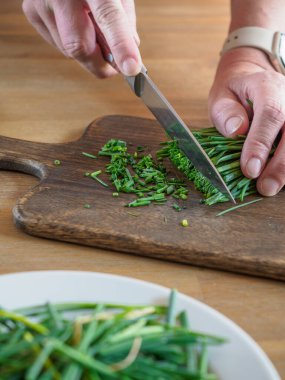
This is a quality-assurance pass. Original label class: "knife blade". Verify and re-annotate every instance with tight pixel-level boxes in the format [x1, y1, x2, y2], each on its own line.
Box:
[125, 67, 235, 203]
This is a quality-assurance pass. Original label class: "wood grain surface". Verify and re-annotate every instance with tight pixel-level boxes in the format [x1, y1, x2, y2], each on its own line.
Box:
[1, 114, 285, 281]
[0, 0, 285, 377]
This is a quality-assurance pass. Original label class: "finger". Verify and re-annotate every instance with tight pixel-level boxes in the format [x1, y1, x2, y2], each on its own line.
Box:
[236, 72, 285, 179]
[121, 0, 140, 45]
[257, 130, 285, 196]
[52, 0, 117, 78]
[208, 87, 250, 137]
[87, 0, 142, 76]
[22, 0, 56, 47]
[34, 0, 65, 51]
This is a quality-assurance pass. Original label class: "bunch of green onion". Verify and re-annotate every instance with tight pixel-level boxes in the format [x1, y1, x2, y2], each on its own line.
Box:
[157, 127, 274, 205]
[0, 290, 225, 379]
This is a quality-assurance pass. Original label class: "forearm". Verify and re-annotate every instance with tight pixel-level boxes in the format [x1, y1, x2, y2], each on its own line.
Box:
[230, 0, 285, 33]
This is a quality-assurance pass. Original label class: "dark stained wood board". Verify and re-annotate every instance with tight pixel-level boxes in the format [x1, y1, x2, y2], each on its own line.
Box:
[0, 115, 284, 280]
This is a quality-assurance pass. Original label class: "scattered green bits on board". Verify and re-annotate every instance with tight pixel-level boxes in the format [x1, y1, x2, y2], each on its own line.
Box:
[216, 198, 263, 217]
[90, 170, 109, 188]
[173, 203, 182, 212]
[97, 139, 189, 208]
[53, 159, 61, 166]
[82, 152, 97, 159]
[82, 129, 265, 216]
[181, 219, 189, 227]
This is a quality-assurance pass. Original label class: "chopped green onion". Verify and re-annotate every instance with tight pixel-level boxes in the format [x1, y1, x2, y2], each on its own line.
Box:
[90, 171, 109, 188]
[0, 291, 225, 378]
[173, 203, 182, 212]
[82, 152, 97, 159]
[246, 99, 253, 108]
[216, 198, 263, 216]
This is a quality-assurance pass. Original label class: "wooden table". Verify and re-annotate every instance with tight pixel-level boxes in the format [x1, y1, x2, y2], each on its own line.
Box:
[1, 0, 284, 377]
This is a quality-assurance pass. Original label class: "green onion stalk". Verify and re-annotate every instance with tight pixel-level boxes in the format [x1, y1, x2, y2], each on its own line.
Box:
[0, 290, 226, 379]
[157, 127, 275, 205]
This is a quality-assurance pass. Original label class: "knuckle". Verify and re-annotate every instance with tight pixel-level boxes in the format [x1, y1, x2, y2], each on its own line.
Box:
[96, 3, 122, 27]
[62, 41, 88, 59]
[108, 34, 128, 51]
[263, 99, 285, 126]
[248, 135, 272, 155]
[210, 99, 226, 121]
[210, 98, 232, 127]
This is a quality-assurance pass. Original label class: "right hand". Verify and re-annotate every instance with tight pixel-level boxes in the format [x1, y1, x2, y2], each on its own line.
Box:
[22, 0, 142, 78]
[208, 47, 285, 197]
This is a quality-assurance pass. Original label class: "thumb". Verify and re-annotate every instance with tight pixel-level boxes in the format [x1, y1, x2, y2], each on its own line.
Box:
[88, 0, 141, 76]
[208, 89, 249, 137]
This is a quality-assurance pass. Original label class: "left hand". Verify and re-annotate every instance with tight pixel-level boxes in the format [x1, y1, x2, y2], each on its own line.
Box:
[208, 47, 285, 197]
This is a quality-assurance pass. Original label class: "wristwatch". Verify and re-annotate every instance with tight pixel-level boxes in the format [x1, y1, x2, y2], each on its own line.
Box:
[221, 26, 285, 75]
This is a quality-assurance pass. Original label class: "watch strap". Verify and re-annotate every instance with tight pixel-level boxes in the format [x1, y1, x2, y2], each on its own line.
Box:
[221, 27, 276, 57]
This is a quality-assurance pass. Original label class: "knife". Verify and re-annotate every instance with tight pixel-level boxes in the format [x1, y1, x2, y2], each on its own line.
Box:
[125, 67, 235, 203]
[93, 23, 235, 203]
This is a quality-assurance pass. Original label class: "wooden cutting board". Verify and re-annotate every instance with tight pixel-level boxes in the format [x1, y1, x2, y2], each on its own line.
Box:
[1, 115, 284, 280]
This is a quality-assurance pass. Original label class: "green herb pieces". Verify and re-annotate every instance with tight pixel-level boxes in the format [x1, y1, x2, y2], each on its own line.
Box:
[83, 128, 266, 210]
[84, 204, 91, 209]
[97, 139, 189, 209]
[112, 192, 119, 197]
[181, 219, 189, 227]
[1, 290, 225, 379]
[126, 194, 166, 207]
[82, 152, 97, 159]
[53, 160, 61, 166]
[216, 198, 263, 217]
[90, 170, 109, 188]
[246, 99, 253, 108]
[173, 203, 182, 212]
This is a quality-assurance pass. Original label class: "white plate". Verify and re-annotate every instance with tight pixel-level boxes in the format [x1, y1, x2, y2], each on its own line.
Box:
[0, 270, 280, 380]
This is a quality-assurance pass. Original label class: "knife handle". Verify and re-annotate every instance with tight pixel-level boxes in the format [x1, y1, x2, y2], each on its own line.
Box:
[93, 19, 120, 72]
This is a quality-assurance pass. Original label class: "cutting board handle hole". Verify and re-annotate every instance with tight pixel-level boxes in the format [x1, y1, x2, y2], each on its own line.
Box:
[0, 159, 47, 180]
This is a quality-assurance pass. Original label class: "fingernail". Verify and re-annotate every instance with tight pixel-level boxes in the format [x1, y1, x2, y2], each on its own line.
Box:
[122, 57, 140, 76]
[246, 157, 262, 178]
[261, 177, 280, 196]
[225, 116, 243, 135]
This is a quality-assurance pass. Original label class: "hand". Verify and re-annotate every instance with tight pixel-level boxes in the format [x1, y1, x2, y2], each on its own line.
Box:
[22, 0, 141, 78]
[208, 47, 285, 197]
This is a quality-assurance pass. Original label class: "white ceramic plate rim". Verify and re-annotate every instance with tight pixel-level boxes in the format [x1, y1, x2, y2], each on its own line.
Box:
[0, 270, 281, 380]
